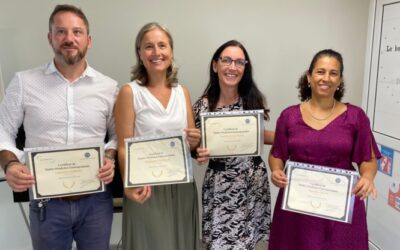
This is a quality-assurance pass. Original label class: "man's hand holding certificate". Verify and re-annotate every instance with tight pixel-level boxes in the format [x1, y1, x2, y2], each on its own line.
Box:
[282, 161, 359, 223]
[26, 145, 104, 200]
[200, 110, 263, 158]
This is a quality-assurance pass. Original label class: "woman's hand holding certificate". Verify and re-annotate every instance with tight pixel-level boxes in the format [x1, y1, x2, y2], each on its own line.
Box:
[271, 168, 288, 188]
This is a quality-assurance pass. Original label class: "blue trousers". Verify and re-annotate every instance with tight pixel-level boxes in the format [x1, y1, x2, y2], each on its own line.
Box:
[29, 190, 113, 250]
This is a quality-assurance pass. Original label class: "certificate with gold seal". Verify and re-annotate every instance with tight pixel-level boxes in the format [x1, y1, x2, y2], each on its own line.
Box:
[124, 133, 193, 187]
[200, 110, 264, 158]
[282, 161, 359, 223]
[25, 145, 104, 200]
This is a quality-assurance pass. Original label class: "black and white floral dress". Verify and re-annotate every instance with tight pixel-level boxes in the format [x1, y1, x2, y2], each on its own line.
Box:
[193, 98, 271, 250]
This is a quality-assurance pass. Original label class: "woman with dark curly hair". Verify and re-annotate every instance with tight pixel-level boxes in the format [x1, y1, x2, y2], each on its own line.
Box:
[268, 49, 381, 250]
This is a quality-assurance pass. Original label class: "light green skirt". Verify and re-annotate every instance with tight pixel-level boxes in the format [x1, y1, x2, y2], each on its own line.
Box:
[122, 182, 200, 250]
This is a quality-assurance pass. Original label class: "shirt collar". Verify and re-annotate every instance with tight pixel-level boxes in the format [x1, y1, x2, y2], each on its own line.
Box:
[45, 59, 97, 79]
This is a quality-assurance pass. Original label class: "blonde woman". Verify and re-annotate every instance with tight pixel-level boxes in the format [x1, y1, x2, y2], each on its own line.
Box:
[114, 22, 200, 250]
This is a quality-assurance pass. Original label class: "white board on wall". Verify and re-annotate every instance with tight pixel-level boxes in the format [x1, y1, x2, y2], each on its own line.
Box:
[370, 1, 400, 141]
[363, 1, 400, 249]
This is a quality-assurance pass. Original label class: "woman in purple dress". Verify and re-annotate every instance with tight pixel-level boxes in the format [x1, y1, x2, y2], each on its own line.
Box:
[268, 49, 381, 250]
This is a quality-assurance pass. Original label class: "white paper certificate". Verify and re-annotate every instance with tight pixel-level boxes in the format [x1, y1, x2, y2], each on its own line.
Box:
[200, 110, 264, 158]
[26, 145, 104, 200]
[282, 161, 359, 223]
[124, 133, 192, 187]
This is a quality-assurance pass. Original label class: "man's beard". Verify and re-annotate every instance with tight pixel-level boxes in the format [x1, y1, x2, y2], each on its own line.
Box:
[55, 42, 88, 65]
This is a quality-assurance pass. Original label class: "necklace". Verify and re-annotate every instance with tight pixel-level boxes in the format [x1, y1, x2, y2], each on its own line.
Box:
[307, 99, 336, 121]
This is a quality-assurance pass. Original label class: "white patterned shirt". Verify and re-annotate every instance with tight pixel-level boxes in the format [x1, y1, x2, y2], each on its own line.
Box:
[0, 60, 118, 163]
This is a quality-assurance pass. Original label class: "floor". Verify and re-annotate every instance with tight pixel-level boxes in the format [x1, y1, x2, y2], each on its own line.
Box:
[256, 241, 268, 250]
[109, 241, 268, 250]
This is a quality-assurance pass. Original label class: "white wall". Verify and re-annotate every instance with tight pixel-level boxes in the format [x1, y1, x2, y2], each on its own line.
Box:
[0, 0, 370, 249]
[0, 63, 4, 100]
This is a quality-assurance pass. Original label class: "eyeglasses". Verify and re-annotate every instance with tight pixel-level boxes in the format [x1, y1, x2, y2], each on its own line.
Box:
[218, 56, 248, 68]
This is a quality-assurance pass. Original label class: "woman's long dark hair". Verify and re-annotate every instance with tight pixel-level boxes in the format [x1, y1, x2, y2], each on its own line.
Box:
[202, 40, 270, 120]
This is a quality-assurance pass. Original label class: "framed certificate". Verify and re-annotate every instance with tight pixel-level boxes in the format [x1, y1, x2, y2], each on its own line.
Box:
[124, 133, 193, 187]
[200, 110, 264, 158]
[282, 160, 359, 223]
[25, 144, 104, 200]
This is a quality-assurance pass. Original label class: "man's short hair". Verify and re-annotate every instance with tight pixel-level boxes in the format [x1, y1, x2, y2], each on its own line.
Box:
[48, 4, 90, 34]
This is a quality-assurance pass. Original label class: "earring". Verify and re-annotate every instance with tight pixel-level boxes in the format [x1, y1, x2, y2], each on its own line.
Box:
[308, 83, 311, 88]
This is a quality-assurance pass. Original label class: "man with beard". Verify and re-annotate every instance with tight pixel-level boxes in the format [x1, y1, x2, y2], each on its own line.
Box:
[0, 4, 117, 250]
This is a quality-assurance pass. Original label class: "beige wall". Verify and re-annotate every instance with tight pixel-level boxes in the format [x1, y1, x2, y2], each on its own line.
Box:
[0, 0, 370, 249]
[0, 63, 4, 100]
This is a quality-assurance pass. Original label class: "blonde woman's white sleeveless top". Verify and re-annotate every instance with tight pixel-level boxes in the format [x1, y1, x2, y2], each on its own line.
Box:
[128, 80, 187, 137]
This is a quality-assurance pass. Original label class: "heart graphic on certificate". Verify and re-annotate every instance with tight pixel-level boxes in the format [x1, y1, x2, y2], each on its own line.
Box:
[152, 170, 163, 178]
[63, 181, 76, 189]
[226, 145, 237, 153]
[310, 200, 322, 208]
